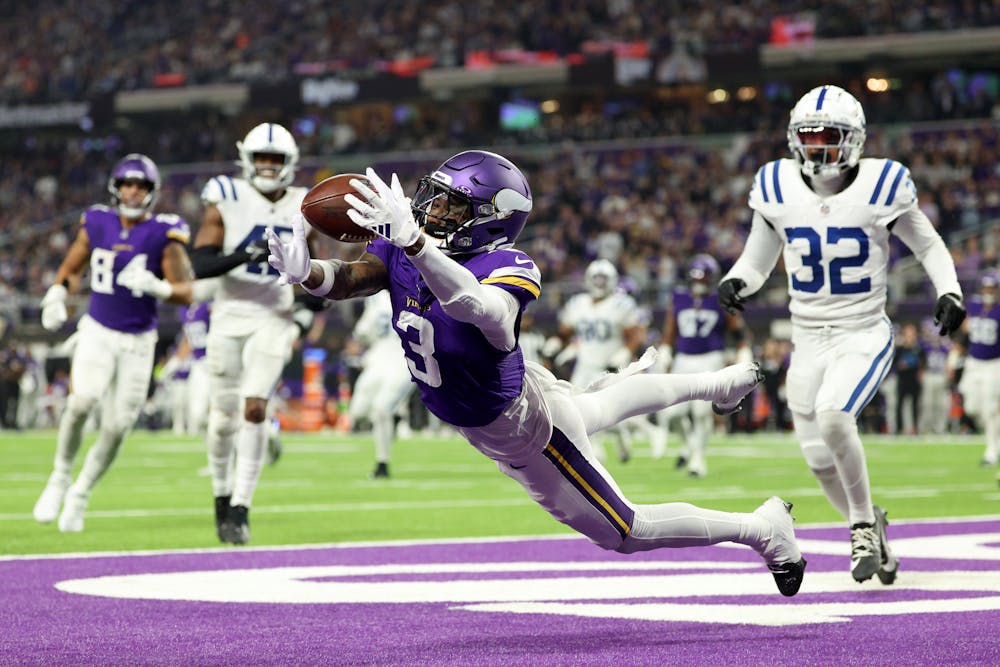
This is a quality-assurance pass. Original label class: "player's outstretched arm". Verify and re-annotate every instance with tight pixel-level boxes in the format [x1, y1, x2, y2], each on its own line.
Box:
[267, 213, 388, 300]
[891, 207, 965, 335]
[190, 204, 268, 278]
[718, 212, 783, 313]
[344, 168, 521, 350]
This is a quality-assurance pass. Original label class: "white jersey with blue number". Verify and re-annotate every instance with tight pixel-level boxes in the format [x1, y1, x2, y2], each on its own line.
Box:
[749, 157, 917, 328]
[560, 291, 641, 377]
[201, 175, 307, 335]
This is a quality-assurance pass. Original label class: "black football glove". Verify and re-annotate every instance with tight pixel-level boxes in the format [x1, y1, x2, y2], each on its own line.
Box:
[717, 278, 748, 314]
[933, 293, 966, 336]
[244, 238, 271, 264]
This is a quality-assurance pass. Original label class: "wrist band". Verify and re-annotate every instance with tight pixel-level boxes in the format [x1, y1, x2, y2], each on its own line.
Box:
[302, 260, 335, 296]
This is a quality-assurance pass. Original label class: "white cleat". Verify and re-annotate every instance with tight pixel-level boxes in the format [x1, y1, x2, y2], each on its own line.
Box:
[752, 496, 807, 596]
[711, 361, 764, 415]
[33, 473, 71, 524]
[57, 487, 89, 533]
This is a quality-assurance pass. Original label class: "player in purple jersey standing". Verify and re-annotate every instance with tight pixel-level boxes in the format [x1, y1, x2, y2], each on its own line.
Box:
[267, 150, 806, 596]
[34, 154, 195, 532]
[658, 254, 751, 478]
[959, 273, 1000, 466]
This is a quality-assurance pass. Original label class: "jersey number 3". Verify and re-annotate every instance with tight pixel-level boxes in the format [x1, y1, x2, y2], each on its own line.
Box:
[396, 311, 442, 387]
[786, 227, 870, 295]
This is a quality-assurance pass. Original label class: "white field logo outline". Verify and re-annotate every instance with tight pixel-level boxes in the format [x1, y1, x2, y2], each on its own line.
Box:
[53, 532, 1000, 626]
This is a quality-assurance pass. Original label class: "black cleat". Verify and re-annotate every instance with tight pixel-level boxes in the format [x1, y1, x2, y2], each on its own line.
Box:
[753, 497, 807, 597]
[219, 504, 250, 545]
[370, 462, 390, 479]
[214, 495, 231, 542]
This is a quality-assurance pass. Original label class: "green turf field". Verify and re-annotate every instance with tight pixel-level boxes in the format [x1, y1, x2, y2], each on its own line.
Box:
[2, 428, 997, 556]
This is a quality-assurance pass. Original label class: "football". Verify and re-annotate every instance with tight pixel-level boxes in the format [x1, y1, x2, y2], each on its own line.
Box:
[300, 173, 375, 243]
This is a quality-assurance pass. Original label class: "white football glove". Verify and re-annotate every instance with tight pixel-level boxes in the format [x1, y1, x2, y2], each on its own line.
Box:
[345, 168, 421, 248]
[116, 263, 172, 300]
[267, 214, 312, 285]
[40, 284, 68, 331]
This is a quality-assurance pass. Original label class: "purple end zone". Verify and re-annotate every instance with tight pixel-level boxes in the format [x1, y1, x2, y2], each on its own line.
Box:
[2, 519, 1000, 666]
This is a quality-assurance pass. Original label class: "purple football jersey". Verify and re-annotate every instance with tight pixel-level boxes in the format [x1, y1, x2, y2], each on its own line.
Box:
[182, 302, 211, 360]
[84, 205, 190, 333]
[366, 239, 541, 428]
[671, 289, 727, 355]
[966, 298, 1000, 361]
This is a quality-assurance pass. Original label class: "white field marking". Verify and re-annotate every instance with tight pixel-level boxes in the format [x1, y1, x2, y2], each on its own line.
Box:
[7, 514, 1000, 563]
[54, 567, 1000, 624]
[140, 442, 363, 455]
[0, 497, 536, 523]
[460, 595, 1000, 626]
[4, 480, 996, 523]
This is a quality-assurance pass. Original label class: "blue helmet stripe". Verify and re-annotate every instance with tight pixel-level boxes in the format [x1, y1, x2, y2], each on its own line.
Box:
[267, 123, 273, 143]
[815, 86, 828, 111]
[885, 163, 906, 205]
[869, 160, 894, 204]
[771, 161, 783, 203]
[757, 166, 769, 203]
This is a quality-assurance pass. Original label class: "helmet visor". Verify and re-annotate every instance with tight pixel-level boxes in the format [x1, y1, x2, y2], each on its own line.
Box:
[413, 177, 474, 239]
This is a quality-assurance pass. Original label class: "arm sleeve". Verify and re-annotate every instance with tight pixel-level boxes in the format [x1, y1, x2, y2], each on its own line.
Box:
[720, 212, 784, 296]
[407, 242, 519, 351]
[891, 207, 963, 298]
[190, 245, 250, 279]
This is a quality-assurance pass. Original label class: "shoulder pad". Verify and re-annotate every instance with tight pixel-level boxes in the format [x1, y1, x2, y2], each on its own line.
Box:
[201, 175, 241, 204]
[865, 159, 917, 210]
[748, 160, 787, 211]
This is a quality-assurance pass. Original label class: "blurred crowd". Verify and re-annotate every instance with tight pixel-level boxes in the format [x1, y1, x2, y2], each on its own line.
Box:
[2, 113, 998, 311]
[3, 0, 999, 104]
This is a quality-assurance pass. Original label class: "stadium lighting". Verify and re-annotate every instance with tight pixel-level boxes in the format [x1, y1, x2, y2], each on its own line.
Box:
[736, 86, 757, 101]
[707, 88, 729, 104]
[540, 99, 560, 113]
[866, 77, 890, 92]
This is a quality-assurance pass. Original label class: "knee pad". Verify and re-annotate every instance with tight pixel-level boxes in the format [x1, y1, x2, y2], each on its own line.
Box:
[800, 439, 835, 471]
[66, 393, 98, 419]
[817, 410, 859, 456]
[208, 408, 240, 438]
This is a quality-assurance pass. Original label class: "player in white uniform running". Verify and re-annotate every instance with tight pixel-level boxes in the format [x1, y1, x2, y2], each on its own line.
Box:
[557, 259, 646, 462]
[191, 122, 315, 544]
[718, 85, 966, 583]
[34, 154, 194, 532]
[348, 291, 415, 478]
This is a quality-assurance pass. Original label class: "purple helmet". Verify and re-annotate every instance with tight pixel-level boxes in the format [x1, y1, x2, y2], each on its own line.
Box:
[107, 153, 160, 218]
[981, 271, 1000, 306]
[411, 150, 532, 254]
[687, 253, 720, 296]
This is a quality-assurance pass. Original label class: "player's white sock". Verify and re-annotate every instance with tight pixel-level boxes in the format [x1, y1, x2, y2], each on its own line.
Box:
[621, 502, 768, 552]
[74, 429, 126, 492]
[573, 371, 739, 435]
[983, 412, 1000, 464]
[206, 409, 237, 497]
[53, 396, 91, 477]
[231, 420, 267, 507]
[817, 409, 874, 525]
[371, 411, 394, 465]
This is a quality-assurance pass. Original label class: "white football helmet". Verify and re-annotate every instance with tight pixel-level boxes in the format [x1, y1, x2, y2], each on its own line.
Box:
[787, 85, 866, 178]
[236, 122, 299, 193]
[584, 259, 619, 299]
